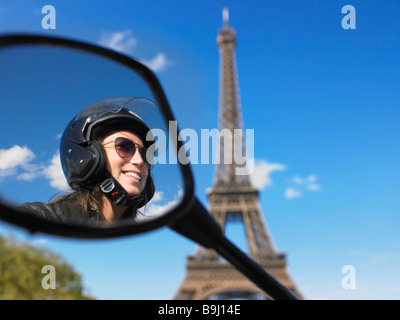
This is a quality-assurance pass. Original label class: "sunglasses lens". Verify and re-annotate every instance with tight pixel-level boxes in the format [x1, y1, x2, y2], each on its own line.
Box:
[114, 137, 151, 168]
[139, 148, 152, 168]
[115, 137, 135, 158]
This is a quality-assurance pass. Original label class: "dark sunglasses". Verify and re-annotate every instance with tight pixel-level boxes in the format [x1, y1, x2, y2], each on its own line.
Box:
[103, 137, 152, 169]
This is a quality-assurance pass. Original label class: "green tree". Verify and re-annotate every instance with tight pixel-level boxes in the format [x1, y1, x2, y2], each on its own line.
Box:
[0, 234, 95, 300]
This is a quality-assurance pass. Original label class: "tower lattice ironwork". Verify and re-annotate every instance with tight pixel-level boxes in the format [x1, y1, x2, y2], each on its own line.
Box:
[173, 9, 302, 300]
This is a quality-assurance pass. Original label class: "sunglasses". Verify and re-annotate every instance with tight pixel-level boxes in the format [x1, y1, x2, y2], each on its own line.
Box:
[103, 137, 152, 169]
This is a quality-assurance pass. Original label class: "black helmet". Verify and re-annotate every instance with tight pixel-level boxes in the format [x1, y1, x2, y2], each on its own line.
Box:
[60, 97, 155, 208]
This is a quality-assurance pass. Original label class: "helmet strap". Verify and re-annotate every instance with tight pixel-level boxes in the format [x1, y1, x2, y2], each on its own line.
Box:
[99, 171, 146, 209]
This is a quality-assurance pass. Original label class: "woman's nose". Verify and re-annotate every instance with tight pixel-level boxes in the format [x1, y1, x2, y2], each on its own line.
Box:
[129, 148, 145, 166]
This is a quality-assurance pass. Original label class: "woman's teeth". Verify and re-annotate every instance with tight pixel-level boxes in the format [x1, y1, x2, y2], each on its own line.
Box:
[124, 172, 141, 181]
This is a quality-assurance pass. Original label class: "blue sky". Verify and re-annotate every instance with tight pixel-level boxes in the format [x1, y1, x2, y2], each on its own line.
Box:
[0, 0, 400, 300]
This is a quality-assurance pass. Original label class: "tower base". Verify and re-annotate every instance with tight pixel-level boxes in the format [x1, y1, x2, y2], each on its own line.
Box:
[173, 254, 303, 300]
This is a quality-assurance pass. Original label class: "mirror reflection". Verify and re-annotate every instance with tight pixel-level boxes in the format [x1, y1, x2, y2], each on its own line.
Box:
[0, 44, 184, 225]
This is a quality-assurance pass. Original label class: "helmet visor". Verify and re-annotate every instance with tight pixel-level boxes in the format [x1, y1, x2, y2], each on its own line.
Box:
[76, 96, 147, 122]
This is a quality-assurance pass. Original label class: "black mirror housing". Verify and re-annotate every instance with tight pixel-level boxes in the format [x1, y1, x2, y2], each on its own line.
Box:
[0, 34, 195, 238]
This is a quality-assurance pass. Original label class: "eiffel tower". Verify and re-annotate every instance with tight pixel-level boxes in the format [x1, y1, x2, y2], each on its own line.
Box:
[173, 9, 302, 300]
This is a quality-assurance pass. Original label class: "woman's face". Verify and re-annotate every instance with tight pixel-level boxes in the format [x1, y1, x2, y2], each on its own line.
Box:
[102, 130, 149, 197]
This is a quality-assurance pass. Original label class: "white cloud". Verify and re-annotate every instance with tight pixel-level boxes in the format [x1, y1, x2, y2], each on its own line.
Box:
[177, 188, 183, 198]
[151, 191, 163, 202]
[139, 189, 182, 220]
[0, 145, 70, 191]
[141, 53, 174, 72]
[293, 174, 317, 185]
[30, 238, 48, 246]
[307, 183, 321, 191]
[285, 187, 302, 199]
[97, 29, 173, 72]
[293, 174, 321, 192]
[0, 145, 36, 179]
[42, 152, 70, 191]
[249, 159, 286, 190]
[144, 199, 179, 217]
[285, 174, 321, 200]
[16, 163, 43, 181]
[0, 145, 35, 171]
[98, 29, 137, 54]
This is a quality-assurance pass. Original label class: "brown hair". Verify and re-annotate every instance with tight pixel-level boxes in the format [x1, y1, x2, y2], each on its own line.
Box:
[50, 185, 104, 219]
[50, 176, 152, 221]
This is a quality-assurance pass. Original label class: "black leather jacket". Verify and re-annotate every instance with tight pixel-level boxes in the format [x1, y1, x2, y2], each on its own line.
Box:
[18, 200, 102, 224]
[18, 199, 136, 224]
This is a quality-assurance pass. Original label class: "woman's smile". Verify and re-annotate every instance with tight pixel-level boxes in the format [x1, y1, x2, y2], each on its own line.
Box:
[122, 171, 142, 181]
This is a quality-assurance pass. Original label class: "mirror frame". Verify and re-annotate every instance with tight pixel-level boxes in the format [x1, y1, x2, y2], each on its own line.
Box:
[0, 33, 195, 239]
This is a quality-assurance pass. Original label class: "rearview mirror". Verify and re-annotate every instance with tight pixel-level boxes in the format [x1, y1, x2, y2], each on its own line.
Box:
[0, 34, 194, 237]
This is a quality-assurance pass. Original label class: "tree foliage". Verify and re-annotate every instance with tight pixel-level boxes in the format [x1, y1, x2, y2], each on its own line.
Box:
[0, 234, 95, 300]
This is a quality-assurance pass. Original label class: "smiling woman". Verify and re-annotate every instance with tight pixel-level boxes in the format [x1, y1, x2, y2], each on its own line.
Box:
[0, 35, 188, 232]
[19, 97, 158, 224]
